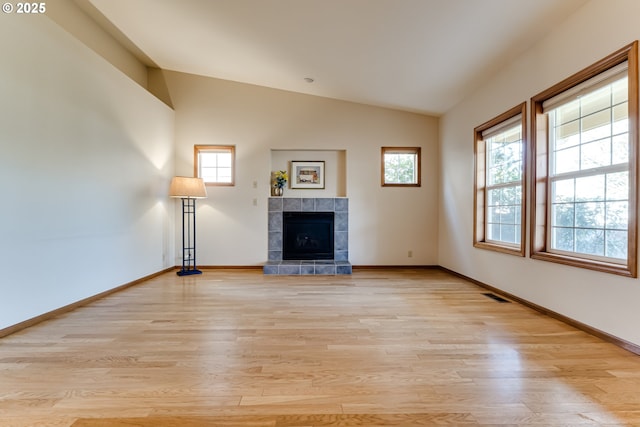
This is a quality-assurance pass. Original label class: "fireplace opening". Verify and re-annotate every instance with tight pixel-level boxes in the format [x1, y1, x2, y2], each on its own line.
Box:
[283, 212, 334, 260]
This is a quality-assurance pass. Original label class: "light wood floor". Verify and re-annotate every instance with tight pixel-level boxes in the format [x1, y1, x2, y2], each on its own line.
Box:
[1, 268, 640, 426]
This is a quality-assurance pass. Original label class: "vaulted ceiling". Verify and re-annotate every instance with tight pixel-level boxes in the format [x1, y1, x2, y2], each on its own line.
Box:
[85, 0, 588, 115]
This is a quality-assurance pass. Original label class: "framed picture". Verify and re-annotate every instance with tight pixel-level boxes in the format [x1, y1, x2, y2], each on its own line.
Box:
[291, 161, 325, 189]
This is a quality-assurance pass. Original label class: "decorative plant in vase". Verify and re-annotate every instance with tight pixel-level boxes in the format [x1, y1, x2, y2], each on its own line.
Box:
[272, 170, 288, 196]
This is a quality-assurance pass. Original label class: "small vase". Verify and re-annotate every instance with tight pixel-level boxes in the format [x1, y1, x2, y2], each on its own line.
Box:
[272, 186, 283, 197]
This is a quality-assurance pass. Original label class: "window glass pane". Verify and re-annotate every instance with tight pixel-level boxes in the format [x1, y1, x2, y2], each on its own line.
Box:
[611, 134, 629, 164]
[553, 178, 575, 202]
[552, 203, 575, 227]
[487, 188, 500, 207]
[581, 138, 611, 169]
[487, 127, 522, 185]
[575, 202, 605, 228]
[552, 227, 574, 252]
[606, 230, 628, 259]
[201, 171, 217, 182]
[485, 182, 521, 246]
[502, 185, 521, 206]
[554, 120, 580, 150]
[575, 228, 604, 256]
[200, 153, 217, 167]
[605, 201, 628, 229]
[581, 109, 611, 144]
[612, 103, 628, 134]
[612, 78, 628, 105]
[488, 143, 502, 169]
[606, 171, 628, 201]
[217, 168, 232, 182]
[487, 206, 500, 224]
[554, 146, 580, 174]
[384, 152, 417, 184]
[499, 206, 515, 224]
[500, 224, 516, 243]
[487, 223, 501, 241]
[216, 153, 232, 167]
[575, 175, 605, 201]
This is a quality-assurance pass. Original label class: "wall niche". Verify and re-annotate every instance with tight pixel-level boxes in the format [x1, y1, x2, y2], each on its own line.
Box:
[270, 149, 347, 197]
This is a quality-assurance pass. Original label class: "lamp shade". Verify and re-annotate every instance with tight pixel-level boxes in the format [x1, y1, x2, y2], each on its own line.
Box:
[169, 176, 207, 198]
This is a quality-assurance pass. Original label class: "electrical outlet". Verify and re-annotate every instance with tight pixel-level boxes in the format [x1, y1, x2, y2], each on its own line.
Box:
[408, 250, 413, 258]
[253, 198, 258, 206]
[252, 180, 258, 188]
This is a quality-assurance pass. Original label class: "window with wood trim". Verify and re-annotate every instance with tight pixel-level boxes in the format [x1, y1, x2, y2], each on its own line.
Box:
[531, 42, 638, 277]
[194, 145, 235, 186]
[381, 147, 421, 187]
[474, 103, 527, 256]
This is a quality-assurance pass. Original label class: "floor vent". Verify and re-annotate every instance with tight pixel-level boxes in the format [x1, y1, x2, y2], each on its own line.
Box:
[483, 293, 510, 303]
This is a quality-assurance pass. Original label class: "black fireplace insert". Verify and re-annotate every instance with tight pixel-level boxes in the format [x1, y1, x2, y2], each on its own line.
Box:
[283, 212, 334, 260]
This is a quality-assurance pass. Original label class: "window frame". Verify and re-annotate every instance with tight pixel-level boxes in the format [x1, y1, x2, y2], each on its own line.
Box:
[530, 42, 638, 277]
[194, 145, 236, 186]
[474, 103, 527, 256]
[381, 146, 421, 187]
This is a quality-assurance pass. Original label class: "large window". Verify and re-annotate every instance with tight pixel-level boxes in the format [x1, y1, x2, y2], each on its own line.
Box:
[194, 145, 235, 186]
[381, 147, 421, 187]
[531, 42, 638, 277]
[474, 103, 526, 256]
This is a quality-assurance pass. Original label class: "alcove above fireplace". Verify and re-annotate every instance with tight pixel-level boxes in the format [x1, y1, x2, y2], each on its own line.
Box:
[264, 197, 351, 275]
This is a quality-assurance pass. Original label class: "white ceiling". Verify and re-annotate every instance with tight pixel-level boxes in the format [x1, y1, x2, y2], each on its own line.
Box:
[85, 0, 588, 116]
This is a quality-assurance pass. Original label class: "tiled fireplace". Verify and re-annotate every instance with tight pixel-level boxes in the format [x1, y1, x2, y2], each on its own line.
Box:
[264, 197, 352, 275]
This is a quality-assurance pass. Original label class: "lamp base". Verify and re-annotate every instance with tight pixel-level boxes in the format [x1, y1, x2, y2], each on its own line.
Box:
[176, 268, 203, 276]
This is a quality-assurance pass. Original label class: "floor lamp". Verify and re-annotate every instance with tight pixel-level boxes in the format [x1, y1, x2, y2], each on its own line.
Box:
[169, 176, 207, 276]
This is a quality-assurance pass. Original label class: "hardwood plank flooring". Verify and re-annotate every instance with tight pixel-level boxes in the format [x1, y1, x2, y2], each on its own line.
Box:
[1, 268, 640, 426]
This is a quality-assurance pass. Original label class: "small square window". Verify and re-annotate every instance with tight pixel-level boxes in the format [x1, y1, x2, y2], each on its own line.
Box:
[194, 145, 235, 186]
[381, 147, 421, 187]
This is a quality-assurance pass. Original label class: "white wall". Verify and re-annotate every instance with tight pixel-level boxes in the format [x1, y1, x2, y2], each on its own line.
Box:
[439, 0, 640, 346]
[0, 15, 175, 329]
[159, 71, 439, 266]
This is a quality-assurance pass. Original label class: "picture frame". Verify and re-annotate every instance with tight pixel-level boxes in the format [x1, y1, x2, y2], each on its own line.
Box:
[291, 161, 325, 189]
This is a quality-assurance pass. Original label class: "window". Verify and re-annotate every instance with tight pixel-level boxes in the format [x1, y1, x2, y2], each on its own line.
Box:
[531, 42, 638, 277]
[381, 147, 421, 186]
[194, 145, 235, 186]
[474, 103, 526, 256]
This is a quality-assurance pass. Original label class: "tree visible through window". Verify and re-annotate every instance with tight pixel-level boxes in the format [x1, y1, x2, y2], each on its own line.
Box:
[381, 147, 421, 187]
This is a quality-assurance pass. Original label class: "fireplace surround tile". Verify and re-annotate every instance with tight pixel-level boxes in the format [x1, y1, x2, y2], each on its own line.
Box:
[315, 198, 335, 211]
[301, 198, 315, 211]
[265, 197, 351, 275]
[283, 198, 302, 211]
